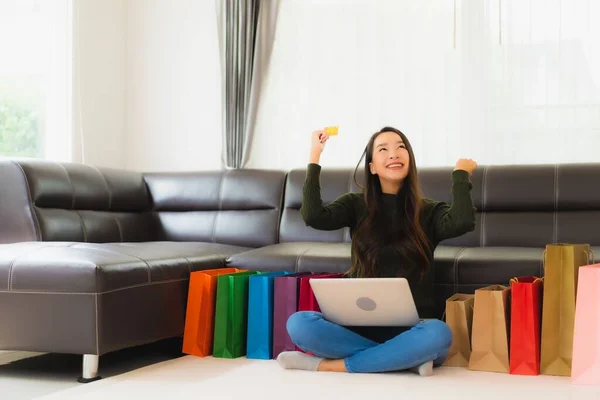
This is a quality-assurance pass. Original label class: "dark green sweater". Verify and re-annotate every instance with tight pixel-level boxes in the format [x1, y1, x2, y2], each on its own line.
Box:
[301, 163, 476, 342]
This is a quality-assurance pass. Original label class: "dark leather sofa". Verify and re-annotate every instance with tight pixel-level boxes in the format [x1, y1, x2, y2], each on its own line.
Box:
[1, 158, 599, 381]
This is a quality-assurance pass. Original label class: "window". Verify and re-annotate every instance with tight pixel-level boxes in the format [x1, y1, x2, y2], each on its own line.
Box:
[251, 0, 600, 169]
[0, 0, 72, 161]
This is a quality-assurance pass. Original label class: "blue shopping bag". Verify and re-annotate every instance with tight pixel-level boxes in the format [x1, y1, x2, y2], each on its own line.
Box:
[246, 271, 290, 359]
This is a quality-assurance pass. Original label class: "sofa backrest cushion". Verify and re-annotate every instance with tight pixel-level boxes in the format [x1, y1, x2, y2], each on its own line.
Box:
[281, 163, 600, 247]
[0, 159, 156, 243]
[279, 168, 354, 243]
[4, 158, 599, 249]
[144, 169, 286, 248]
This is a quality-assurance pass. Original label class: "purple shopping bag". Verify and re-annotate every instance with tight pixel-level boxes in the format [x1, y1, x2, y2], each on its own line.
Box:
[272, 272, 313, 359]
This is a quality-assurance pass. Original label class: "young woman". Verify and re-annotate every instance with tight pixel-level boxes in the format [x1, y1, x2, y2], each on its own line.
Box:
[277, 126, 477, 376]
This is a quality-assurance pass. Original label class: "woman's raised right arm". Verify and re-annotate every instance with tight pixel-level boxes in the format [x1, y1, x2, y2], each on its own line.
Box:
[300, 130, 355, 230]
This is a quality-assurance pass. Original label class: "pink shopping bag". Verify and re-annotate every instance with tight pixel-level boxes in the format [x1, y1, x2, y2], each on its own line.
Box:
[572, 263, 600, 385]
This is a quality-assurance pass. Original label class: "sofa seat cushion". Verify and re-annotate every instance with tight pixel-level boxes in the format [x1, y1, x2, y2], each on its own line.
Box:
[227, 242, 537, 280]
[0, 241, 251, 293]
[227, 242, 353, 273]
[229, 243, 595, 286]
[455, 247, 545, 289]
[431, 246, 466, 285]
[227, 243, 517, 277]
[228, 243, 485, 281]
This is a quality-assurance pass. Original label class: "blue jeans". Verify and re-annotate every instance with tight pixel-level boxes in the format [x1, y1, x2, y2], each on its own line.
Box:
[286, 311, 452, 373]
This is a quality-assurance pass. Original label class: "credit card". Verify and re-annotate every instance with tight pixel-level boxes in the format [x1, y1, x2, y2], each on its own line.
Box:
[325, 126, 338, 136]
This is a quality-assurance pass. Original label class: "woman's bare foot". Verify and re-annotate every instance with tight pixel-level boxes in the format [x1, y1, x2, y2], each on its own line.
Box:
[317, 359, 347, 372]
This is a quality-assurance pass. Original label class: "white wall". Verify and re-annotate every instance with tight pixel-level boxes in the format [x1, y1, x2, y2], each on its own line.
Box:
[248, 0, 600, 170]
[125, 0, 222, 172]
[72, 0, 127, 169]
[73, 0, 222, 172]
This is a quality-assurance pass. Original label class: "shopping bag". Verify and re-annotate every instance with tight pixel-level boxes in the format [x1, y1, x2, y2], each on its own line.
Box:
[509, 276, 543, 375]
[468, 285, 511, 373]
[213, 270, 261, 358]
[298, 273, 345, 312]
[272, 272, 313, 359]
[295, 272, 345, 354]
[540, 243, 591, 376]
[442, 293, 475, 368]
[572, 263, 600, 385]
[182, 267, 244, 357]
[246, 271, 290, 360]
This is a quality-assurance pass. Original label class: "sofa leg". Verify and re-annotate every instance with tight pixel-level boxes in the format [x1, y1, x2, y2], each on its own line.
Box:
[77, 354, 102, 383]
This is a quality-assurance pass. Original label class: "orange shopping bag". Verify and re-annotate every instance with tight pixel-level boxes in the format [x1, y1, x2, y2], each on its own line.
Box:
[182, 268, 244, 357]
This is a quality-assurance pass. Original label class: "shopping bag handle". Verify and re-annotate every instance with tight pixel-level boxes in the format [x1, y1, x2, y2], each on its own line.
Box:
[542, 247, 595, 269]
[542, 249, 546, 270]
[509, 276, 543, 284]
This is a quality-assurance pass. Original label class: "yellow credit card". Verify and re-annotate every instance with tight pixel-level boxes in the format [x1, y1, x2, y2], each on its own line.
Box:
[325, 126, 339, 136]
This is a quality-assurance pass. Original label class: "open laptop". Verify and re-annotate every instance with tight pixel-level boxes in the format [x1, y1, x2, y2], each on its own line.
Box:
[309, 278, 420, 327]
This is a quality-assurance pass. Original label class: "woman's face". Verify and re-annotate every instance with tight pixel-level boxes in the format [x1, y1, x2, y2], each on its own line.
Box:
[369, 131, 410, 184]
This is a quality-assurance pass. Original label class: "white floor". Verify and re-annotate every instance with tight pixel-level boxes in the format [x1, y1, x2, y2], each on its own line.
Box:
[27, 355, 600, 400]
[0, 339, 185, 400]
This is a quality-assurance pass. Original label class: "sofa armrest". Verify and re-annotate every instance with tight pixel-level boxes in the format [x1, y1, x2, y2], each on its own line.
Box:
[0, 160, 40, 244]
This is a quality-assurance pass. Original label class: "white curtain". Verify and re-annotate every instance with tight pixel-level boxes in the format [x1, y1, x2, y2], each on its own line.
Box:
[248, 0, 600, 169]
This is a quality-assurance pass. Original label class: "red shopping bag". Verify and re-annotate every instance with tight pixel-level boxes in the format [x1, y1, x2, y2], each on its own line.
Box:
[509, 276, 543, 375]
[296, 272, 345, 354]
[298, 273, 345, 312]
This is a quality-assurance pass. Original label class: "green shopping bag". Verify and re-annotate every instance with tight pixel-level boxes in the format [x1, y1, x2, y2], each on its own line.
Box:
[213, 270, 261, 358]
